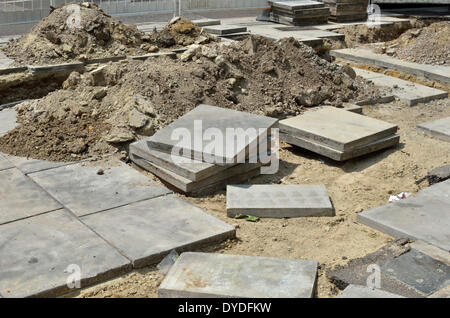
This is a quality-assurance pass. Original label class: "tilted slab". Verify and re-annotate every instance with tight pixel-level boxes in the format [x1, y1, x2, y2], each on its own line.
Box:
[0, 209, 131, 297]
[280, 132, 399, 161]
[148, 104, 278, 165]
[0, 109, 18, 137]
[131, 153, 261, 195]
[0, 168, 62, 225]
[226, 184, 333, 218]
[354, 69, 448, 106]
[279, 106, 398, 152]
[330, 48, 450, 84]
[337, 285, 404, 298]
[29, 160, 171, 217]
[81, 195, 235, 268]
[358, 190, 450, 251]
[417, 117, 450, 142]
[203, 25, 248, 35]
[159, 252, 318, 298]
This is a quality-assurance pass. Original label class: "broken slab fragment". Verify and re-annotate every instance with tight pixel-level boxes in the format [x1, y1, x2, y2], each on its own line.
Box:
[0, 209, 131, 297]
[159, 252, 318, 298]
[417, 116, 450, 142]
[81, 195, 235, 268]
[337, 285, 404, 298]
[226, 184, 333, 218]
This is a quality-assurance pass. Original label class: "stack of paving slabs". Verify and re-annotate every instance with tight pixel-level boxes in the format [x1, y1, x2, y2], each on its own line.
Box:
[279, 106, 399, 161]
[268, 1, 330, 26]
[323, 0, 369, 22]
[130, 104, 278, 196]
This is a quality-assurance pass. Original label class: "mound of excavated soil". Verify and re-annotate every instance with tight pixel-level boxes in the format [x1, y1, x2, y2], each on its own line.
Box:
[381, 21, 450, 65]
[0, 35, 381, 161]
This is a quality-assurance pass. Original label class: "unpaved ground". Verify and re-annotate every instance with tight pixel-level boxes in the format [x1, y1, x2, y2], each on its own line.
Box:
[73, 97, 450, 298]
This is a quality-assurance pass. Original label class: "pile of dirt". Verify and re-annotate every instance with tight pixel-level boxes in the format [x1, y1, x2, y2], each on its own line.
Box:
[377, 21, 450, 65]
[0, 35, 382, 161]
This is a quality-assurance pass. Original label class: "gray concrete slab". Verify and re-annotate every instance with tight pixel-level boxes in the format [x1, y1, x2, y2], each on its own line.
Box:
[2, 153, 76, 174]
[203, 25, 247, 35]
[192, 19, 221, 27]
[358, 192, 450, 252]
[28, 62, 84, 74]
[270, 1, 325, 10]
[227, 184, 333, 218]
[131, 153, 261, 195]
[381, 249, 450, 296]
[280, 132, 399, 161]
[0, 168, 62, 225]
[0, 108, 18, 137]
[0, 153, 14, 171]
[354, 69, 448, 106]
[0, 209, 131, 297]
[341, 103, 363, 114]
[29, 160, 172, 217]
[148, 104, 278, 165]
[279, 107, 398, 152]
[411, 240, 450, 266]
[428, 284, 450, 298]
[337, 285, 404, 298]
[81, 195, 236, 268]
[128, 52, 176, 61]
[330, 48, 450, 84]
[417, 117, 450, 143]
[159, 252, 318, 298]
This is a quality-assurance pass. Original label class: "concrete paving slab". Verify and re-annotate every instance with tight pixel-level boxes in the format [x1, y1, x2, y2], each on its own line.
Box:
[148, 104, 278, 165]
[381, 249, 450, 295]
[29, 160, 172, 217]
[2, 153, 76, 174]
[411, 241, 450, 266]
[203, 25, 248, 35]
[279, 106, 398, 152]
[28, 62, 84, 74]
[131, 153, 261, 195]
[337, 285, 404, 298]
[0, 153, 14, 171]
[280, 132, 399, 161]
[0, 108, 18, 137]
[270, 1, 325, 10]
[420, 179, 450, 198]
[0, 209, 131, 297]
[227, 184, 333, 218]
[192, 19, 221, 27]
[0, 168, 62, 225]
[159, 252, 318, 298]
[330, 48, 450, 84]
[81, 195, 235, 268]
[358, 192, 450, 252]
[341, 103, 363, 114]
[128, 52, 176, 61]
[355, 69, 448, 106]
[417, 117, 450, 142]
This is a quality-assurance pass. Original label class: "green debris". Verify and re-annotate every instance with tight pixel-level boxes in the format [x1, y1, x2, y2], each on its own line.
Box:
[234, 214, 260, 222]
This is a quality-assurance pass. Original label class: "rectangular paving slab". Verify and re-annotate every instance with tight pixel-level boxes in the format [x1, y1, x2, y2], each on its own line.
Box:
[354, 69, 448, 106]
[2, 153, 76, 174]
[0, 109, 18, 137]
[330, 48, 450, 84]
[0, 209, 131, 297]
[270, 1, 325, 10]
[0, 168, 62, 225]
[159, 252, 318, 298]
[227, 184, 333, 218]
[29, 160, 172, 217]
[280, 131, 399, 161]
[148, 104, 278, 165]
[358, 192, 450, 252]
[337, 285, 404, 298]
[381, 249, 450, 296]
[0, 153, 14, 171]
[203, 25, 248, 35]
[417, 116, 450, 142]
[81, 195, 236, 268]
[279, 106, 398, 152]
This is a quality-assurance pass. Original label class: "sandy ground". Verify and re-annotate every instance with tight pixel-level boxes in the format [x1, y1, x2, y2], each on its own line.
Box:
[70, 96, 450, 298]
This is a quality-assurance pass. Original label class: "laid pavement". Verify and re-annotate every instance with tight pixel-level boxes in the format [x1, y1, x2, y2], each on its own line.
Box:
[417, 116, 450, 143]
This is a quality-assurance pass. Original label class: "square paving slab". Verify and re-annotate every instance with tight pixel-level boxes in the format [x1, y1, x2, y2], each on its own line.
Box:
[147, 104, 278, 165]
[159, 252, 318, 298]
[226, 184, 333, 218]
[417, 117, 450, 142]
[29, 160, 172, 217]
[0, 109, 18, 137]
[0, 209, 131, 297]
[337, 285, 404, 298]
[0, 153, 14, 171]
[2, 153, 76, 174]
[0, 168, 62, 225]
[358, 192, 450, 251]
[279, 106, 398, 152]
[81, 195, 235, 268]
[381, 249, 450, 296]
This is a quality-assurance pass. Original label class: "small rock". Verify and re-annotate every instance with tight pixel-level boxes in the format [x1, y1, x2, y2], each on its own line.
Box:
[341, 65, 356, 79]
[133, 94, 156, 117]
[215, 55, 227, 66]
[180, 44, 199, 62]
[97, 169, 104, 175]
[128, 108, 148, 129]
[105, 127, 135, 143]
[93, 88, 107, 100]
